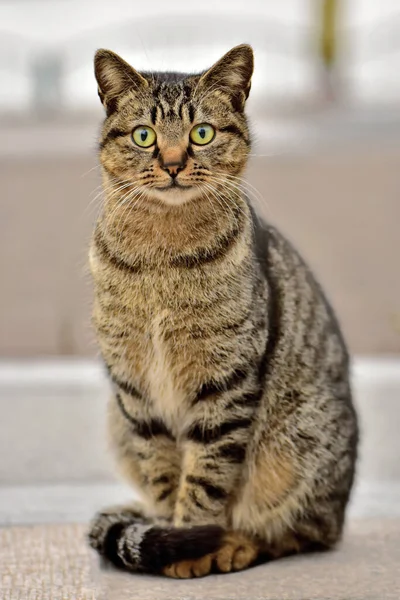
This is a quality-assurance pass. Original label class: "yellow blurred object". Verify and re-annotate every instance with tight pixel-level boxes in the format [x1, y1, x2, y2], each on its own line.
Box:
[318, 0, 338, 68]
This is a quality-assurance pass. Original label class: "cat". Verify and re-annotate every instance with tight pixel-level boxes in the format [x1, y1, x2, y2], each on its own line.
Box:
[87, 44, 358, 578]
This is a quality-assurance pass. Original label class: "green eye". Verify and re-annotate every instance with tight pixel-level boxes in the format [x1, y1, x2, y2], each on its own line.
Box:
[132, 126, 157, 148]
[190, 123, 215, 146]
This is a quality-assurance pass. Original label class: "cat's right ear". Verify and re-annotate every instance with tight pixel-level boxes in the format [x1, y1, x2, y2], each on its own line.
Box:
[198, 44, 254, 112]
[94, 49, 148, 115]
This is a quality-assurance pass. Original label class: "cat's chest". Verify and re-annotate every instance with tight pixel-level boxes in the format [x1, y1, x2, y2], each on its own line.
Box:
[97, 267, 233, 431]
[146, 308, 187, 430]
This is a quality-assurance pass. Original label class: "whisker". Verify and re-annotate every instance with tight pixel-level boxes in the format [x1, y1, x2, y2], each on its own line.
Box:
[112, 189, 142, 248]
[83, 178, 136, 220]
[105, 184, 141, 230]
[206, 176, 250, 217]
[201, 182, 228, 223]
[81, 164, 102, 179]
[202, 181, 241, 225]
[209, 173, 270, 217]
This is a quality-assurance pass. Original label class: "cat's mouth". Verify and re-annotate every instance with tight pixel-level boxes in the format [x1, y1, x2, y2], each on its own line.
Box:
[155, 181, 193, 191]
[148, 179, 202, 206]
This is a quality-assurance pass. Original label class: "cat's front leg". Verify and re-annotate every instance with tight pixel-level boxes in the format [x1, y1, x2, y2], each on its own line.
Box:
[109, 391, 181, 521]
[174, 381, 260, 527]
[89, 391, 182, 559]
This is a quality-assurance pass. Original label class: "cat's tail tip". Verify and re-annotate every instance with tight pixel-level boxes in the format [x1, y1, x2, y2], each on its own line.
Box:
[88, 513, 225, 574]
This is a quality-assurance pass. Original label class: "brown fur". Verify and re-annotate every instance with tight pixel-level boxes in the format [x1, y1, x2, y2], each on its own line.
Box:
[87, 45, 358, 577]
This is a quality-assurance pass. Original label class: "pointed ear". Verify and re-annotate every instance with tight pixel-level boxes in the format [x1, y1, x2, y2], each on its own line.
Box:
[198, 44, 254, 111]
[94, 49, 148, 114]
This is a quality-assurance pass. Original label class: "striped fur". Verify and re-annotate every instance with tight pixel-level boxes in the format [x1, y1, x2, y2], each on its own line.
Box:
[87, 45, 358, 577]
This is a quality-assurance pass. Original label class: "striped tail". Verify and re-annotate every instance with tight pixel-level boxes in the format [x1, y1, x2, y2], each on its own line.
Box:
[88, 510, 225, 574]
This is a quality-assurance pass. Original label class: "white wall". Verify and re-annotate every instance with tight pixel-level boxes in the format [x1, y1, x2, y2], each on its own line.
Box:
[1, 0, 400, 110]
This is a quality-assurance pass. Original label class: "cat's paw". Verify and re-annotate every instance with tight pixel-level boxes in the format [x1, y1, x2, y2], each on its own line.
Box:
[163, 554, 214, 578]
[162, 532, 258, 578]
[213, 532, 258, 573]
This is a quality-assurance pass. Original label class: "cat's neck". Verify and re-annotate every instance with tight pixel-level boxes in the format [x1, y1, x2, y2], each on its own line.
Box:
[98, 185, 250, 268]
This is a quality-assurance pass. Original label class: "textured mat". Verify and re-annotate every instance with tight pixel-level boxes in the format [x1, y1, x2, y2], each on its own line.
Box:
[1, 520, 399, 600]
[0, 523, 98, 600]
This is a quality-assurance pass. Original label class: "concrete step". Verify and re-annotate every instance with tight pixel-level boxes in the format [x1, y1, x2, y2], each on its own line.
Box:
[1, 479, 400, 527]
[0, 357, 399, 525]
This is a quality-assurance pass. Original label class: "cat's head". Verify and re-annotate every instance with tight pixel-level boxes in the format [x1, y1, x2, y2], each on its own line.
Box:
[94, 45, 253, 206]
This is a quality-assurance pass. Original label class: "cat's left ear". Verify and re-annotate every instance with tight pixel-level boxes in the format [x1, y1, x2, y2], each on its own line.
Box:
[94, 49, 148, 115]
[198, 44, 254, 111]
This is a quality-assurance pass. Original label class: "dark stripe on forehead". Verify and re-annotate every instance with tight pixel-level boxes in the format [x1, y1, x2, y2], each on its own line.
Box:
[150, 105, 157, 125]
[183, 84, 192, 98]
[157, 102, 165, 120]
[188, 104, 195, 123]
[152, 84, 161, 98]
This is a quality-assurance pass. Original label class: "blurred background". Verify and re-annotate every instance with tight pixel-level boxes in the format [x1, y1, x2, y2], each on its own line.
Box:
[0, 0, 399, 526]
[1, 0, 400, 356]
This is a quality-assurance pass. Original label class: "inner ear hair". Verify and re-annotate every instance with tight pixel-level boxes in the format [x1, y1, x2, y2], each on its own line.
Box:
[198, 44, 254, 111]
[94, 49, 148, 114]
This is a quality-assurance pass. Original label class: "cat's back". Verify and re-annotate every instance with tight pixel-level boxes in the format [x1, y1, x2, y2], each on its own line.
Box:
[250, 207, 351, 394]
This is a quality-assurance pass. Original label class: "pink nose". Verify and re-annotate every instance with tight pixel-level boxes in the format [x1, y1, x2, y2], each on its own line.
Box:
[161, 161, 186, 178]
[160, 148, 187, 178]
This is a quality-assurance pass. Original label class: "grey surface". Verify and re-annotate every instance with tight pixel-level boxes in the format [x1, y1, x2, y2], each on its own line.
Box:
[0, 385, 112, 485]
[1, 480, 400, 527]
[1, 358, 399, 484]
[1, 520, 399, 600]
[0, 359, 399, 599]
[0, 358, 399, 525]
[97, 519, 400, 600]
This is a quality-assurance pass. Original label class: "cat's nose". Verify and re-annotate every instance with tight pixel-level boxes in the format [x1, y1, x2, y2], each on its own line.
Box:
[161, 162, 185, 179]
[160, 150, 187, 178]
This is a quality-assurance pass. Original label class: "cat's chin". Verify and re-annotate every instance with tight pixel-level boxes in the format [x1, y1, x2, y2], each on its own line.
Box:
[148, 186, 202, 206]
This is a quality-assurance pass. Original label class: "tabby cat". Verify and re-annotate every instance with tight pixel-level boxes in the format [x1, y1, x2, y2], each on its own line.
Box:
[88, 44, 358, 578]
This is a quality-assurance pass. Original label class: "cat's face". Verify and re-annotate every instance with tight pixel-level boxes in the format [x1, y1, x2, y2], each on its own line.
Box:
[94, 45, 253, 206]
